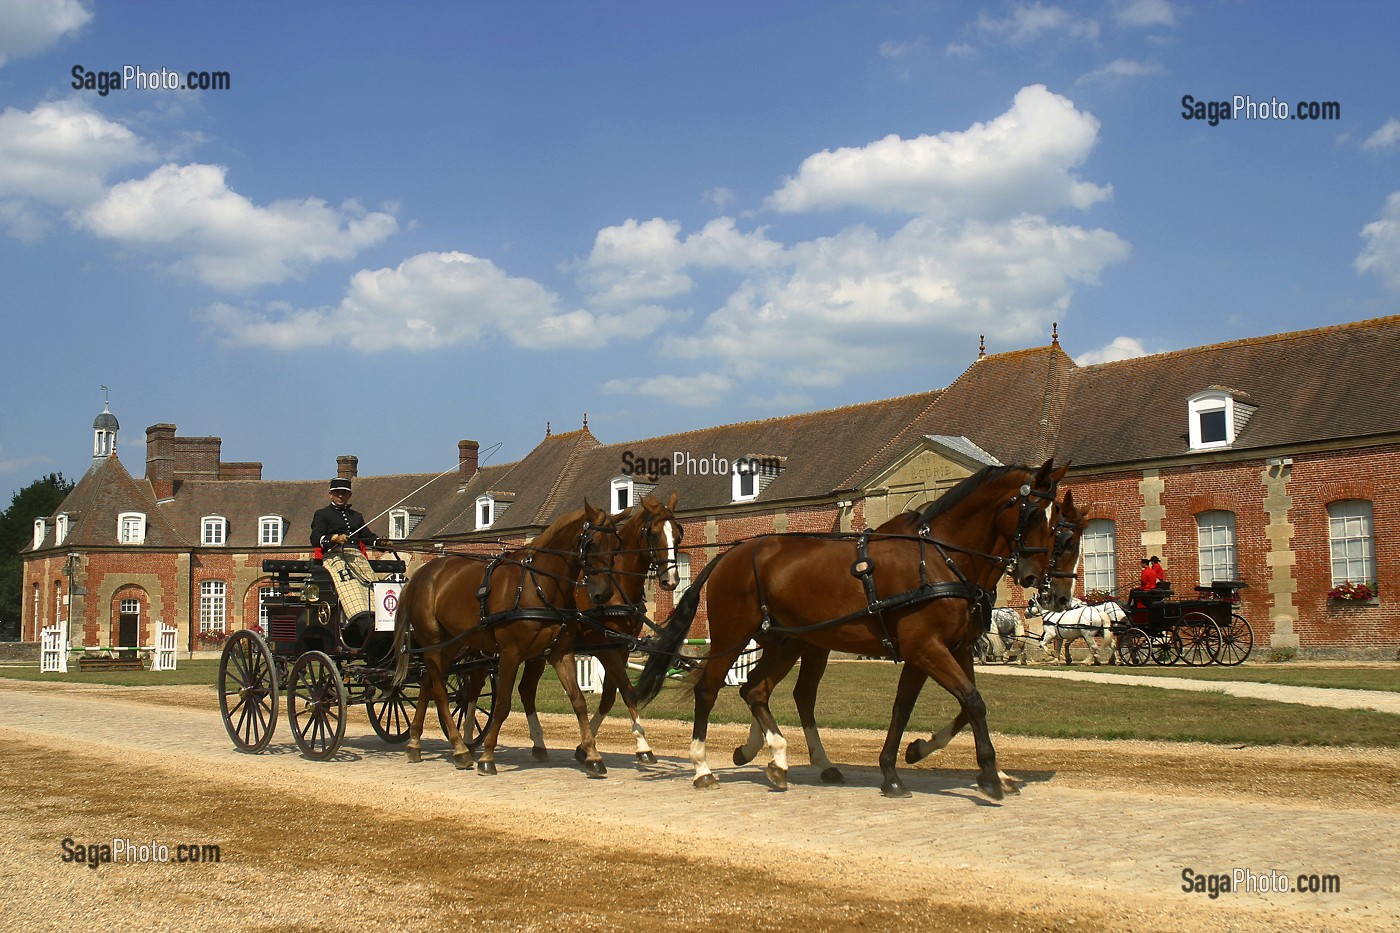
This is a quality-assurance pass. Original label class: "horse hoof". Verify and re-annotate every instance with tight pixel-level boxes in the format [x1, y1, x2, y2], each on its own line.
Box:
[476, 760, 497, 775]
[732, 746, 755, 766]
[636, 751, 657, 764]
[406, 746, 422, 764]
[820, 767, 845, 784]
[693, 774, 720, 790]
[453, 752, 474, 770]
[904, 739, 928, 764]
[1001, 779, 1021, 796]
[582, 759, 607, 777]
[976, 778, 1006, 801]
[765, 762, 789, 790]
[880, 779, 912, 799]
[576, 746, 592, 763]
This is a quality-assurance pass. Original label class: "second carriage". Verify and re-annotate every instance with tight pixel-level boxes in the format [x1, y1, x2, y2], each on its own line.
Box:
[1113, 579, 1254, 667]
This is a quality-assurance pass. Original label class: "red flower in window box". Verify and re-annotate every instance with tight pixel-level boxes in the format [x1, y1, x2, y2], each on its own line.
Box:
[1327, 581, 1375, 602]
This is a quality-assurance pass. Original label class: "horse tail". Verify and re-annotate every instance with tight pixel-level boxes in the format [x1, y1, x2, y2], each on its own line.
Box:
[633, 550, 727, 706]
[389, 575, 416, 688]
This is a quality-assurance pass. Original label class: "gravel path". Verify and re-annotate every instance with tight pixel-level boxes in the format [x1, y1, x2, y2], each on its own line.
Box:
[1, 677, 1397, 932]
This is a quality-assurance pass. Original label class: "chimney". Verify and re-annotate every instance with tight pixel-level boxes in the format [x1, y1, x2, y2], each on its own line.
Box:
[337, 455, 359, 480]
[146, 424, 176, 500]
[459, 440, 479, 483]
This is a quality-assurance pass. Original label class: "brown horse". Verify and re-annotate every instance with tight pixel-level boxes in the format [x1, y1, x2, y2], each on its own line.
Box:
[389, 502, 622, 775]
[634, 460, 1066, 799]
[514, 492, 683, 764]
[729, 489, 1084, 790]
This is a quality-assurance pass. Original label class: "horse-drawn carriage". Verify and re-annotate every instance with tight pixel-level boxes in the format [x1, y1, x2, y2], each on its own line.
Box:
[1112, 579, 1254, 666]
[217, 555, 498, 760]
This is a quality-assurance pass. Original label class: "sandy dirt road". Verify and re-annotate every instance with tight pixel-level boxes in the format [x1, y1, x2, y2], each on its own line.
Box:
[1, 678, 1396, 932]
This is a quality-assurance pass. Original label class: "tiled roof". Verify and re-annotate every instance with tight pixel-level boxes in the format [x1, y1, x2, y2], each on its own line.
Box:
[33, 455, 183, 551]
[1056, 315, 1400, 466]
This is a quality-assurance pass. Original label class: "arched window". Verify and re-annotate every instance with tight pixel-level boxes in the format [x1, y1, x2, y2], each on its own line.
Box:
[1196, 511, 1237, 584]
[258, 516, 284, 546]
[202, 516, 227, 546]
[118, 512, 146, 545]
[1187, 390, 1233, 450]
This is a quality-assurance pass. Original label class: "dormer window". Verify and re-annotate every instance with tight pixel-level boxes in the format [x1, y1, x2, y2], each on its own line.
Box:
[33, 518, 47, 550]
[389, 508, 423, 540]
[202, 515, 228, 546]
[731, 454, 784, 503]
[258, 515, 284, 546]
[118, 512, 146, 545]
[611, 476, 634, 513]
[1188, 390, 1233, 450]
[476, 495, 495, 530]
[55, 513, 69, 546]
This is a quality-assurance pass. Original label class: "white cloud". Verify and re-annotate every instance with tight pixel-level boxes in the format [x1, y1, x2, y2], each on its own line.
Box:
[203, 250, 676, 352]
[1077, 58, 1166, 86]
[1075, 336, 1151, 365]
[662, 214, 1130, 388]
[0, 0, 91, 67]
[1356, 192, 1400, 290]
[0, 100, 154, 235]
[1113, 0, 1177, 28]
[0, 444, 51, 476]
[976, 3, 1099, 46]
[1361, 118, 1400, 154]
[81, 163, 399, 290]
[578, 216, 785, 308]
[602, 372, 734, 407]
[766, 85, 1111, 219]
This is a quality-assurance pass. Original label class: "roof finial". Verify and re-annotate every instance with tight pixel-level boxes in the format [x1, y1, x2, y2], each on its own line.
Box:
[1051, 321, 1060, 348]
[583, 411, 589, 429]
[100, 384, 110, 409]
[977, 335, 986, 360]
[545, 420, 551, 438]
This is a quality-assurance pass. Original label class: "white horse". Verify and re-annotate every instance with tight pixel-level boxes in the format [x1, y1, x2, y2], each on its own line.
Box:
[975, 605, 1030, 664]
[1039, 597, 1127, 665]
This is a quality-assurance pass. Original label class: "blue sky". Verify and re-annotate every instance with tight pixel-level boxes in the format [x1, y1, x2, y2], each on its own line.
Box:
[3, 1, 1399, 490]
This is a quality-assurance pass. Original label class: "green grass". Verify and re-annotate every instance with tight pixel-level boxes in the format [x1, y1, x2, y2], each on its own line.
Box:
[1067, 663, 1400, 692]
[4, 659, 1397, 748]
[527, 661, 1400, 748]
[0, 659, 221, 687]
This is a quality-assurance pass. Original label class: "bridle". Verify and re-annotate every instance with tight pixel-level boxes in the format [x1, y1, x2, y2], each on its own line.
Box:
[575, 516, 623, 604]
[641, 514, 683, 591]
[994, 481, 1059, 589]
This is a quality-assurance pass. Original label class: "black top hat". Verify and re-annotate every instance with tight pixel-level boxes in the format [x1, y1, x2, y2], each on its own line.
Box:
[1149, 556, 1161, 564]
[329, 477, 352, 492]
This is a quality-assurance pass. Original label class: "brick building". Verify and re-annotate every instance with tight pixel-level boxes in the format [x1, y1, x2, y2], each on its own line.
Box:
[23, 315, 1400, 659]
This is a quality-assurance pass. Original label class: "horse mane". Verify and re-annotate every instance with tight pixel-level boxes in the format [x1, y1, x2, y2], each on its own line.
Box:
[914, 464, 1022, 524]
[529, 506, 589, 551]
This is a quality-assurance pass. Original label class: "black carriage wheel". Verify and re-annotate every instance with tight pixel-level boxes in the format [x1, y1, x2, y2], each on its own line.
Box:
[367, 682, 419, 744]
[1178, 612, 1221, 667]
[1116, 627, 1151, 667]
[1215, 613, 1254, 666]
[219, 630, 279, 753]
[440, 667, 497, 749]
[288, 651, 348, 760]
[1149, 629, 1181, 666]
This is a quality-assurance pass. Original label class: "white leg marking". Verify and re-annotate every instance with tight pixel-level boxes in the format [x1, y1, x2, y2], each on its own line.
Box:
[631, 717, 652, 756]
[527, 712, 545, 749]
[689, 738, 711, 780]
[803, 725, 836, 773]
[737, 719, 763, 763]
[765, 729, 788, 773]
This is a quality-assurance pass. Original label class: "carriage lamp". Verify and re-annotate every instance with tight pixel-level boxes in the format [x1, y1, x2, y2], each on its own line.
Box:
[302, 583, 321, 603]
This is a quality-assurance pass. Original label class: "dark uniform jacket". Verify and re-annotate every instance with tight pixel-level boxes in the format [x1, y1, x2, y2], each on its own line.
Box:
[310, 503, 379, 555]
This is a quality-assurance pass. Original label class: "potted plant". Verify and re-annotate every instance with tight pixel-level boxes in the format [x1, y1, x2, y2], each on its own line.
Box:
[1327, 581, 1375, 603]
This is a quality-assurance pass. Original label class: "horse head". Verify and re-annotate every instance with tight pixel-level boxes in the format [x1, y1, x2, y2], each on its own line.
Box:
[636, 491, 683, 592]
[575, 500, 624, 606]
[999, 459, 1067, 590]
[1038, 489, 1084, 612]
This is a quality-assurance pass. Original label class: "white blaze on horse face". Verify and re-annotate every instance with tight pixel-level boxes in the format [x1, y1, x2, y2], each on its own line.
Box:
[662, 520, 679, 587]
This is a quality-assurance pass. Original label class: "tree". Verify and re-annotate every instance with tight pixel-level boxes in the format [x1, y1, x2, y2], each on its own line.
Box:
[0, 472, 74, 638]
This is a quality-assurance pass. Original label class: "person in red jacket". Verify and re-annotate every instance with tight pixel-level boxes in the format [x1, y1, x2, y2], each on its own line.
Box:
[1146, 556, 1167, 589]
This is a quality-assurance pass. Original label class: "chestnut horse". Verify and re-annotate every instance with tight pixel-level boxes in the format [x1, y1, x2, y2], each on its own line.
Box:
[634, 460, 1067, 799]
[514, 492, 683, 764]
[729, 489, 1084, 790]
[389, 502, 622, 775]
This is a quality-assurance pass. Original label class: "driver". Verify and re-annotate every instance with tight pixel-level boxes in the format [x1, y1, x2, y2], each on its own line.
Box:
[311, 477, 384, 628]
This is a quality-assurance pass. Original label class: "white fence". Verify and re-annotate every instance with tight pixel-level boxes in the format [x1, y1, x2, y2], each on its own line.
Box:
[40, 624, 67, 673]
[575, 655, 605, 693]
[724, 641, 762, 686]
[150, 622, 178, 671]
